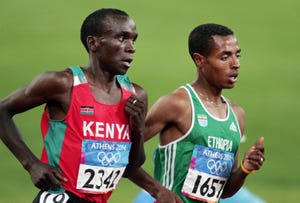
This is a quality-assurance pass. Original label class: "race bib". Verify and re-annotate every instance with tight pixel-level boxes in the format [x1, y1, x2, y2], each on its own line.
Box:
[182, 145, 234, 202]
[76, 140, 131, 194]
[38, 191, 69, 203]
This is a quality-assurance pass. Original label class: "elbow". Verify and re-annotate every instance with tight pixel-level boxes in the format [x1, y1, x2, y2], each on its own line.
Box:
[0, 103, 13, 119]
[123, 165, 140, 178]
[221, 192, 234, 199]
[221, 186, 241, 198]
[123, 152, 146, 178]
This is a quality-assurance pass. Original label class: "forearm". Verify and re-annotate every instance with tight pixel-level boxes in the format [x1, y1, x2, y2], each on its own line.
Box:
[128, 167, 163, 199]
[222, 137, 265, 198]
[221, 166, 248, 198]
[0, 105, 39, 171]
[132, 131, 146, 165]
[123, 132, 145, 177]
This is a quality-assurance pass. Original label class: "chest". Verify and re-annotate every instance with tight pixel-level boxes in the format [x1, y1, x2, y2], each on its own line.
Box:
[190, 114, 241, 153]
[89, 84, 123, 104]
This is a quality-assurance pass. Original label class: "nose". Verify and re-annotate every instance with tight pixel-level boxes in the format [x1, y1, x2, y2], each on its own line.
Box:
[232, 56, 240, 69]
[126, 40, 136, 53]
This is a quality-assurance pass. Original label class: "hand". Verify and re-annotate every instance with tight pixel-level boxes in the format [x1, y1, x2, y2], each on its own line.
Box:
[28, 161, 67, 191]
[242, 137, 265, 172]
[155, 188, 182, 203]
[125, 95, 146, 138]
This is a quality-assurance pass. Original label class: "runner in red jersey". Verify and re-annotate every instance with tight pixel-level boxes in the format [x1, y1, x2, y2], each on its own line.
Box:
[39, 66, 136, 202]
[0, 8, 180, 203]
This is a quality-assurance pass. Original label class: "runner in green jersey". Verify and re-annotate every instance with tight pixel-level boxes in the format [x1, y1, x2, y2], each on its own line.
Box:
[153, 84, 242, 202]
[131, 23, 265, 203]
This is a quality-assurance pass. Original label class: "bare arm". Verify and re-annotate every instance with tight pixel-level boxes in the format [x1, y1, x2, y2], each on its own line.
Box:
[144, 88, 191, 144]
[128, 168, 182, 203]
[128, 89, 186, 203]
[127, 89, 188, 202]
[222, 103, 265, 198]
[0, 70, 72, 190]
[123, 83, 148, 177]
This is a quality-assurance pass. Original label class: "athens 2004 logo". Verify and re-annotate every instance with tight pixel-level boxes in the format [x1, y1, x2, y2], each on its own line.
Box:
[97, 152, 121, 166]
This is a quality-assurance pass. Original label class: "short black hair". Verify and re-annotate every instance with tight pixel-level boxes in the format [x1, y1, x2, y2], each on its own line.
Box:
[188, 23, 234, 58]
[80, 8, 129, 52]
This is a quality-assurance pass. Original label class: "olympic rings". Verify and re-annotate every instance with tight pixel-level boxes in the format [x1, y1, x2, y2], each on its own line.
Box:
[207, 159, 228, 175]
[97, 152, 121, 166]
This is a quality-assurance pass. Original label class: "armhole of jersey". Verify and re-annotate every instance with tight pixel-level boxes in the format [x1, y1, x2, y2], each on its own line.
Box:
[181, 85, 195, 138]
[159, 85, 195, 148]
[69, 66, 87, 86]
[116, 75, 136, 93]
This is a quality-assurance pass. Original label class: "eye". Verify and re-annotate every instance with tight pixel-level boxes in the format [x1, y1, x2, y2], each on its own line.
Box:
[221, 55, 229, 61]
[119, 35, 125, 42]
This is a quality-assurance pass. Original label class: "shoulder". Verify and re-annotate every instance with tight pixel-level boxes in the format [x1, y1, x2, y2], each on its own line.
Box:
[161, 87, 188, 105]
[0, 68, 74, 116]
[132, 83, 148, 104]
[229, 101, 245, 119]
[26, 69, 73, 98]
[145, 87, 191, 139]
[41, 69, 73, 84]
[152, 87, 190, 114]
[132, 83, 147, 98]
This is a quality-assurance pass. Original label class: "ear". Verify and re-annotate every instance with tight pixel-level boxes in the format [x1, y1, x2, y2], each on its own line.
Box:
[87, 36, 99, 52]
[193, 53, 205, 68]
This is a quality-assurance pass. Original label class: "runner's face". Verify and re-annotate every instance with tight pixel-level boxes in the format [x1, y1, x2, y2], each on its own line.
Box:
[202, 35, 241, 89]
[97, 15, 137, 75]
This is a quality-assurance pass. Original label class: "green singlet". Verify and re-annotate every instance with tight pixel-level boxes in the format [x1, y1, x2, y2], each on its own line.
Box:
[154, 84, 242, 203]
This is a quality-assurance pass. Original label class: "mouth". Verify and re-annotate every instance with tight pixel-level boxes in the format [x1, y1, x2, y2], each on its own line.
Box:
[122, 58, 133, 67]
[229, 72, 238, 83]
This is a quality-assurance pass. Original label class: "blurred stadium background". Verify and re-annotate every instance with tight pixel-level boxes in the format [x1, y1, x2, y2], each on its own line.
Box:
[0, 0, 299, 202]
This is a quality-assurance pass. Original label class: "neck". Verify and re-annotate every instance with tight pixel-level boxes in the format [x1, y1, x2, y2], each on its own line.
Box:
[190, 83, 224, 106]
[83, 66, 117, 93]
[198, 92, 225, 106]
